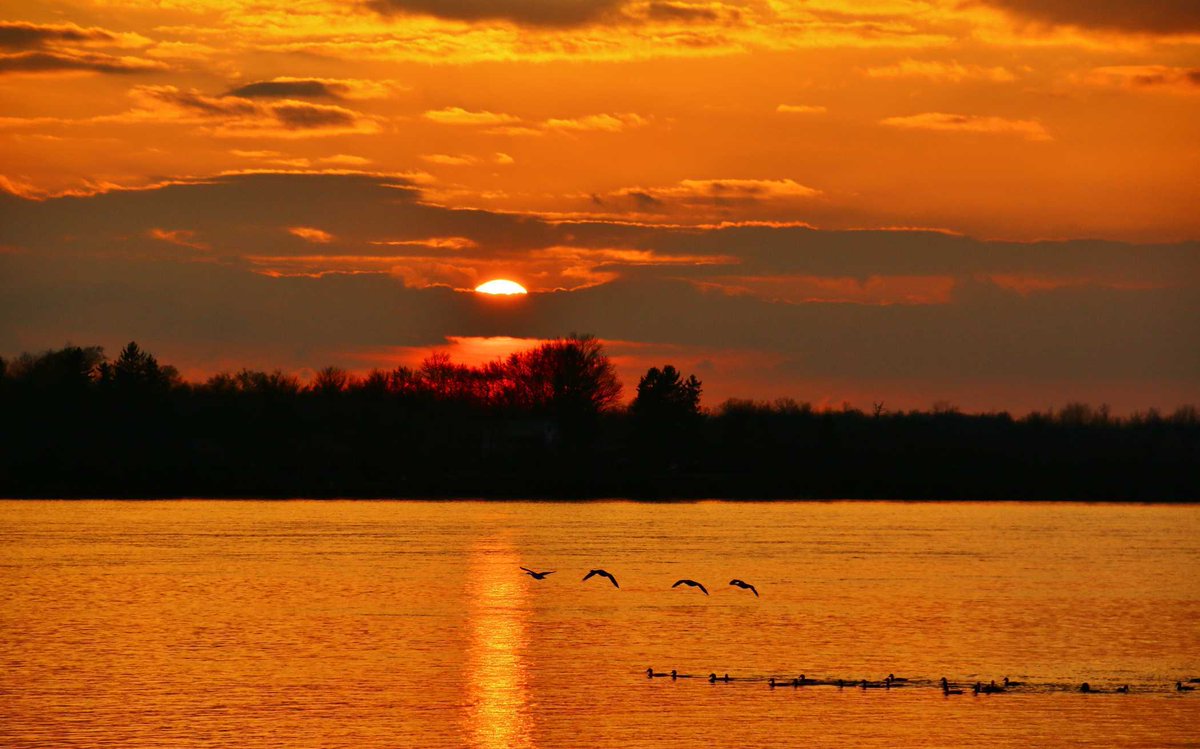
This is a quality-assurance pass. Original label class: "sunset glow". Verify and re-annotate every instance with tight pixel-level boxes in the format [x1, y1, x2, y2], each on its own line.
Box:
[0, 0, 1197, 412]
[475, 280, 528, 296]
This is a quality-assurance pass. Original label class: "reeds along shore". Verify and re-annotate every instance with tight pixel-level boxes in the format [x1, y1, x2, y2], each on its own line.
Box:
[1, 341, 1197, 500]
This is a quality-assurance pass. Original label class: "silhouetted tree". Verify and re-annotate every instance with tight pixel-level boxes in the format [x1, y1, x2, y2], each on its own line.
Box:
[632, 365, 702, 422]
[504, 334, 621, 446]
[1, 338, 1197, 500]
[99, 341, 178, 394]
[310, 366, 350, 396]
[631, 365, 703, 469]
[7, 344, 104, 391]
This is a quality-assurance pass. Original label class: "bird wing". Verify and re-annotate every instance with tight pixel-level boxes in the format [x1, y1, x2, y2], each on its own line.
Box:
[520, 567, 535, 574]
[543, 571, 556, 575]
[672, 579, 686, 588]
[749, 585, 758, 597]
[698, 582, 709, 595]
[582, 570, 598, 581]
[606, 573, 619, 588]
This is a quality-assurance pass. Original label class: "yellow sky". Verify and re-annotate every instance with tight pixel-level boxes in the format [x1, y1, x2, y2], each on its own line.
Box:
[2, 0, 1198, 411]
[4, 0, 1199, 239]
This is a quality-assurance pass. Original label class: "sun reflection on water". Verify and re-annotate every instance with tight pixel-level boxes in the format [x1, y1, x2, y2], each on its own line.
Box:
[464, 539, 533, 749]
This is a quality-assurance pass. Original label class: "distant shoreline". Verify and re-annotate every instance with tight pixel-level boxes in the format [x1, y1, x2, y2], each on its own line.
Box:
[4, 494, 1197, 503]
[5, 343, 1197, 503]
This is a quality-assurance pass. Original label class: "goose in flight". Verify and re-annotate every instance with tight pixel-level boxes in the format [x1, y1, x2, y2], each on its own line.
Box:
[582, 569, 620, 588]
[520, 567, 554, 580]
[729, 579, 758, 597]
[672, 579, 709, 595]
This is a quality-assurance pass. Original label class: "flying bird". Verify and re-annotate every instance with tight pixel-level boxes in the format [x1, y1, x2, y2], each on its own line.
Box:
[729, 579, 758, 597]
[520, 567, 555, 580]
[672, 579, 709, 595]
[582, 569, 619, 588]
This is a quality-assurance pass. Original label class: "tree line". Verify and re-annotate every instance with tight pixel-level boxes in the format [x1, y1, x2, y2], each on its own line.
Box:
[0, 339, 1196, 500]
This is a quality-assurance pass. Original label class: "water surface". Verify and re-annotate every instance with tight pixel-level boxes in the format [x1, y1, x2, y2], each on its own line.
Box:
[1, 501, 1197, 747]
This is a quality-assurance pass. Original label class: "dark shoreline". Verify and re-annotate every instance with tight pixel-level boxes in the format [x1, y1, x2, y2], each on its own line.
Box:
[5, 343, 1197, 504]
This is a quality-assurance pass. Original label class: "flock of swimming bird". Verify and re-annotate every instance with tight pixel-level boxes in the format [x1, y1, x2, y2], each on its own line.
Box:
[645, 671, 1200, 695]
[521, 566, 1198, 697]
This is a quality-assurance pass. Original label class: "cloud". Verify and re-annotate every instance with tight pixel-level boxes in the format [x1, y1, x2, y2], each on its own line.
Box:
[644, 2, 724, 23]
[880, 112, 1051, 141]
[271, 102, 358, 130]
[288, 226, 334, 243]
[422, 106, 521, 125]
[776, 104, 827, 114]
[542, 113, 648, 132]
[1086, 66, 1200, 93]
[372, 236, 479, 250]
[1, 172, 1196, 411]
[864, 59, 1017, 83]
[424, 106, 649, 135]
[365, 0, 626, 27]
[977, 0, 1200, 34]
[0, 50, 167, 76]
[321, 154, 373, 166]
[148, 228, 208, 251]
[420, 153, 478, 166]
[0, 21, 146, 50]
[129, 86, 381, 137]
[610, 178, 822, 216]
[225, 77, 397, 100]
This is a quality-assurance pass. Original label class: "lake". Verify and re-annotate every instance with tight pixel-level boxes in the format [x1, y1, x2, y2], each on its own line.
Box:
[1, 500, 1197, 747]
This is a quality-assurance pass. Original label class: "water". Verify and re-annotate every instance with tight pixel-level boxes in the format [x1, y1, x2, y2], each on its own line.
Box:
[1, 500, 1197, 747]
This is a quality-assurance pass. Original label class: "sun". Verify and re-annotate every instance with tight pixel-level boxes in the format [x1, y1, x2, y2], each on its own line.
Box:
[474, 279, 528, 295]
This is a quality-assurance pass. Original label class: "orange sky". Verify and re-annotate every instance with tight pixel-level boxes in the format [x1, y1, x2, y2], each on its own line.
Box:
[1, 1, 1198, 412]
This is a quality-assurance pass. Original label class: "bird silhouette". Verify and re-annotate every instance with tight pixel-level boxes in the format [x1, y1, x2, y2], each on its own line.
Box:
[672, 579, 709, 595]
[520, 567, 554, 580]
[729, 579, 758, 597]
[582, 569, 619, 588]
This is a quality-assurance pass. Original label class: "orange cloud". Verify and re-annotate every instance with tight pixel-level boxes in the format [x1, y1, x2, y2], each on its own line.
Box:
[1086, 65, 1200, 93]
[880, 112, 1051, 140]
[543, 112, 649, 132]
[420, 153, 478, 166]
[148, 227, 208, 250]
[422, 107, 521, 125]
[371, 236, 479, 250]
[287, 226, 335, 243]
[776, 104, 827, 114]
[864, 58, 1017, 82]
[693, 274, 958, 305]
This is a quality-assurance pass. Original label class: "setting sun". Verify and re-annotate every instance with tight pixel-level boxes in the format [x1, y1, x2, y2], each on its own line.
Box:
[475, 279, 528, 295]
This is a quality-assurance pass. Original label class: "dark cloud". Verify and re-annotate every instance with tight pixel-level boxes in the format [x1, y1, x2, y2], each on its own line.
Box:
[365, 0, 627, 26]
[645, 2, 721, 23]
[141, 86, 259, 116]
[226, 79, 346, 99]
[626, 191, 664, 209]
[980, 0, 1200, 33]
[0, 50, 165, 75]
[130, 86, 375, 134]
[0, 21, 118, 50]
[2, 172, 1196, 409]
[272, 102, 357, 129]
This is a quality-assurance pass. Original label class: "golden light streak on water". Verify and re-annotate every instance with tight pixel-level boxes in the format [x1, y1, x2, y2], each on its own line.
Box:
[464, 538, 533, 749]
